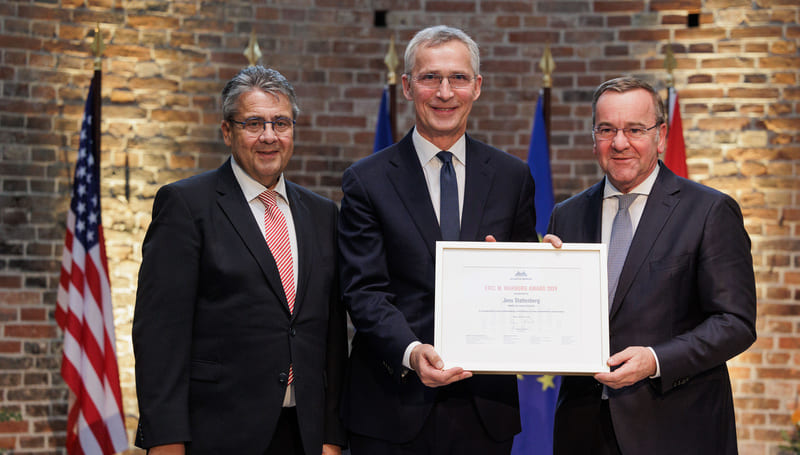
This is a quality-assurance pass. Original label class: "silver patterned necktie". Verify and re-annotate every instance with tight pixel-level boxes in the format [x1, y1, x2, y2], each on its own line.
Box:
[607, 193, 638, 309]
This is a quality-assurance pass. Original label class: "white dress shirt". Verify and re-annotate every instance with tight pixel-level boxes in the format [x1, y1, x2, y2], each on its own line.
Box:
[402, 128, 468, 370]
[231, 156, 298, 405]
[601, 164, 662, 378]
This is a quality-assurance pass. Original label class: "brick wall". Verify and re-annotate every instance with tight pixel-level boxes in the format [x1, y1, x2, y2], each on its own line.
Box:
[0, 1, 797, 453]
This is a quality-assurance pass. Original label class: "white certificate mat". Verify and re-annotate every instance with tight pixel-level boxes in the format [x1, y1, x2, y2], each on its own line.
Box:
[434, 241, 610, 374]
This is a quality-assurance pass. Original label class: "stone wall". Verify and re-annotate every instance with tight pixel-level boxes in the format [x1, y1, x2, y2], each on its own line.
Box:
[0, 1, 797, 453]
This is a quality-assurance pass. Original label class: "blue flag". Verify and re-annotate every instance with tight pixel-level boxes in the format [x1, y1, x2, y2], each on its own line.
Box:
[373, 86, 393, 153]
[512, 374, 562, 454]
[512, 92, 559, 455]
[527, 93, 554, 236]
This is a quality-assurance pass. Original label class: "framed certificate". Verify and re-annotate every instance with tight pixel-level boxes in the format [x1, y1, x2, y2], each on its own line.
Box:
[434, 241, 610, 375]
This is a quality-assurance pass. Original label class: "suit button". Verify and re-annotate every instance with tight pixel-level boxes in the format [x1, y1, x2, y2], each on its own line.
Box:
[279, 372, 288, 385]
[289, 327, 296, 337]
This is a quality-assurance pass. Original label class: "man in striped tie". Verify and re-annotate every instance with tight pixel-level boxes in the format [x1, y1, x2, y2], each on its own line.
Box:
[133, 66, 347, 455]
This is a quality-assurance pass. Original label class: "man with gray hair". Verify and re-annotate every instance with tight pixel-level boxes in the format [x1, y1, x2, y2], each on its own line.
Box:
[133, 66, 347, 455]
[339, 25, 536, 454]
[545, 76, 756, 454]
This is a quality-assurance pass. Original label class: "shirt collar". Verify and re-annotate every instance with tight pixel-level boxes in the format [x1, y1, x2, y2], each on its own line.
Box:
[230, 155, 289, 204]
[603, 163, 660, 199]
[412, 127, 467, 166]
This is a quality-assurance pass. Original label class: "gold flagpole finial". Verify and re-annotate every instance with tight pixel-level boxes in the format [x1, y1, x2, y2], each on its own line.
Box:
[244, 30, 262, 67]
[539, 43, 555, 88]
[384, 35, 399, 85]
[664, 42, 676, 88]
[91, 23, 105, 70]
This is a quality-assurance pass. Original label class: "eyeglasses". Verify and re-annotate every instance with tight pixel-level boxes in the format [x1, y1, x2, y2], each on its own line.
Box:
[229, 117, 295, 135]
[593, 124, 659, 141]
[412, 73, 475, 89]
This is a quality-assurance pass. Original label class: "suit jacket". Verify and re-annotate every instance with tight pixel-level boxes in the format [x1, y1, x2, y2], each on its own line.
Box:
[133, 158, 347, 454]
[548, 162, 757, 454]
[338, 130, 537, 443]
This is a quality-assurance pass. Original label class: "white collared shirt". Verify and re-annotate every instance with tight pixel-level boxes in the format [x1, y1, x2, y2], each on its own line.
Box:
[231, 157, 299, 290]
[601, 165, 660, 244]
[412, 128, 466, 225]
[230, 156, 298, 406]
[403, 129, 468, 371]
[601, 164, 662, 378]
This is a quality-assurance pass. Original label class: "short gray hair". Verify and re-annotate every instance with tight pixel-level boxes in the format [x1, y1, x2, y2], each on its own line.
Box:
[404, 25, 480, 76]
[221, 66, 299, 121]
[592, 76, 666, 127]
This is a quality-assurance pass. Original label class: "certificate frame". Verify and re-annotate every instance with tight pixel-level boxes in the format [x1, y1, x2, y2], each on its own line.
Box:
[434, 241, 610, 375]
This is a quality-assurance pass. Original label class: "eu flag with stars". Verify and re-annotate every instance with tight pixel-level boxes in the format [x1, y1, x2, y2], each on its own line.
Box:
[512, 92, 560, 455]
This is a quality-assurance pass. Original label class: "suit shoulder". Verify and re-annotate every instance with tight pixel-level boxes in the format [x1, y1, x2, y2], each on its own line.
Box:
[347, 145, 397, 174]
[286, 181, 337, 210]
[155, 167, 220, 202]
[467, 135, 527, 170]
[554, 182, 600, 210]
[668, 175, 741, 212]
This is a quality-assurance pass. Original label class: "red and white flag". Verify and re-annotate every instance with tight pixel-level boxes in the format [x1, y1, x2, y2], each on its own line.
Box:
[56, 73, 128, 455]
[665, 87, 688, 178]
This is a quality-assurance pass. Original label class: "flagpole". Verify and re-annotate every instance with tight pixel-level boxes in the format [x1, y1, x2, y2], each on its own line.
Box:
[384, 35, 399, 142]
[91, 24, 103, 165]
[539, 44, 554, 157]
[663, 42, 689, 178]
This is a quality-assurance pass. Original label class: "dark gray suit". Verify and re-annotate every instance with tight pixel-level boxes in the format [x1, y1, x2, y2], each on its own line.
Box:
[338, 131, 537, 446]
[549, 162, 757, 454]
[133, 158, 347, 454]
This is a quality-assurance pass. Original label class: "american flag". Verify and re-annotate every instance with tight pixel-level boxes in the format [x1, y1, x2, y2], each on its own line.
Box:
[56, 74, 128, 455]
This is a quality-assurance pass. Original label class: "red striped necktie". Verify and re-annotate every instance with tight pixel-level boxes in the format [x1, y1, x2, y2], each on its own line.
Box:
[258, 189, 295, 384]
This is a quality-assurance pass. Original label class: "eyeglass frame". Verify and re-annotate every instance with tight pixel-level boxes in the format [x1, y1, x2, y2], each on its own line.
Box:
[228, 116, 296, 135]
[409, 73, 477, 89]
[592, 123, 660, 141]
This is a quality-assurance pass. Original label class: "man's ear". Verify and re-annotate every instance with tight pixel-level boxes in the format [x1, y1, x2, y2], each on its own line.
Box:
[221, 120, 232, 146]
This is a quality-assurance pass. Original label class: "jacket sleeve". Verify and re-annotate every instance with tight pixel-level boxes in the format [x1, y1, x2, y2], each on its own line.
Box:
[651, 194, 757, 393]
[323, 203, 348, 446]
[338, 166, 420, 380]
[132, 184, 198, 448]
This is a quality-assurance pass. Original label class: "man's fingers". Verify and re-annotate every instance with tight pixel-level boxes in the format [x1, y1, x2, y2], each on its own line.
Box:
[542, 234, 563, 247]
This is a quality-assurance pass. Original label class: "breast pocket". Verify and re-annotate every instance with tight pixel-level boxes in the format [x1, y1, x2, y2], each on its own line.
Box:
[650, 254, 690, 275]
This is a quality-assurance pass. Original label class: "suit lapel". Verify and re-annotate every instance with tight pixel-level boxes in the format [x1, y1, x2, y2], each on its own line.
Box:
[581, 180, 604, 243]
[286, 181, 311, 319]
[610, 164, 681, 318]
[460, 135, 494, 241]
[386, 133, 442, 259]
[215, 159, 292, 315]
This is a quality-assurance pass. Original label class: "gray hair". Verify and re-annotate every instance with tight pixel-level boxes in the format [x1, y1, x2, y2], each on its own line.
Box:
[221, 66, 299, 120]
[404, 25, 480, 76]
[592, 76, 666, 127]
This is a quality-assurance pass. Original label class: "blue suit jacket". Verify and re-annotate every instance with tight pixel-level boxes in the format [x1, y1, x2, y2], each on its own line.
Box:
[548, 162, 756, 454]
[133, 159, 348, 453]
[338, 130, 537, 443]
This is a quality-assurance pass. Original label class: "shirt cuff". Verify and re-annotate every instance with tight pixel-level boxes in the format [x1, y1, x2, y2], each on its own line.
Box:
[647, 346, 661, 378]
[403, 341, 422, 370]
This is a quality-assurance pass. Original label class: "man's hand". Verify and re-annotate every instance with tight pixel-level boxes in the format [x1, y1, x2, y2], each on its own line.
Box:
[148, 443, 185, 455]
[409, 344, 472, 387]
[541, 234, 563, 248]
[594, 346, 657, 389]
[322, 443, 342, 455]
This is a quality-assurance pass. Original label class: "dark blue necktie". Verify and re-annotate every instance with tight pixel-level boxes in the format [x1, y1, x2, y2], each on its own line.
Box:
[437, 151, 460, 241]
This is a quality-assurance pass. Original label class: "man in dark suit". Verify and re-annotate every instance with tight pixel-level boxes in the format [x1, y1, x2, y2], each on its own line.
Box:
[338, 25, 537, 454]
[133, 66, 347, 455]
[545, 77, 757, 454]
